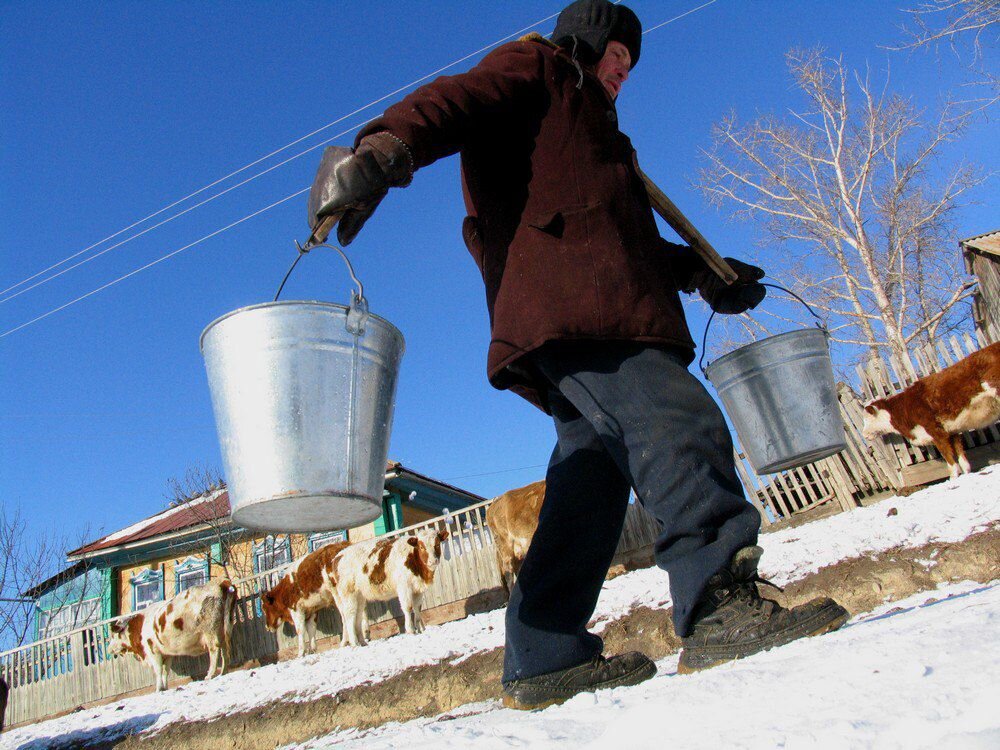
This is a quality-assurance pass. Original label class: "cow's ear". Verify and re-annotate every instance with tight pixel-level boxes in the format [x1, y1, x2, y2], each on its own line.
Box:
[407, 537, 419, 547]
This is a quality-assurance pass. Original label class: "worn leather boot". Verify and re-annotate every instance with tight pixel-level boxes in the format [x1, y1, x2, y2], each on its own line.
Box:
[502, 651, 657, 710]
[678, 546, 849, 674]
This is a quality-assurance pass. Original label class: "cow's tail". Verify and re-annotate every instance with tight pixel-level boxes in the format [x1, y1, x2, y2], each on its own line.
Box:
[220, 579, 238, 646]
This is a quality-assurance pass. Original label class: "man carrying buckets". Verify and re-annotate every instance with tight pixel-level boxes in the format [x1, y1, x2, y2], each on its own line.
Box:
[308, 0, 848, 710]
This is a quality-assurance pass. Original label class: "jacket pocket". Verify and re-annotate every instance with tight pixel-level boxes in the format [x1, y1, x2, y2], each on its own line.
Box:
[527, 201, 601, 240]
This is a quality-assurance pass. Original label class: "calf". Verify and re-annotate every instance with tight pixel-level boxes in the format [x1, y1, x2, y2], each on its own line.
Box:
[333, 528, 449, 646]
[109, 579, 237, 691]
[485, 480, 545, 598]
[862, 342, 1000, 479]
[261, 540, 352, 657]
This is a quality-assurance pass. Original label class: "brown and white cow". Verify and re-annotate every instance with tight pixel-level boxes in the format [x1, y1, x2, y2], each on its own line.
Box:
[485, 480, 545, 598]
[862, 342, 1000, 479]
[333, 528, 449, 647]
[109, 579, 237, 691]
[261, 540, 352, 657]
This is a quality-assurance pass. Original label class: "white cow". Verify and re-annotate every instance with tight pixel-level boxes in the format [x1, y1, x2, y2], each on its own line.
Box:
[333, 528, 449, 646]
[109, 579, 237, 691]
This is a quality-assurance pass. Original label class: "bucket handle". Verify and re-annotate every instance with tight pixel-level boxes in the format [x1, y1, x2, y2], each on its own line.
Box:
[698, 281, 826, 376]
[274, 241, 369, 335]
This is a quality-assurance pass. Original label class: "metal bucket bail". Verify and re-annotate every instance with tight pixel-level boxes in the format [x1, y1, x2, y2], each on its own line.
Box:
[701, 282, 847, 475]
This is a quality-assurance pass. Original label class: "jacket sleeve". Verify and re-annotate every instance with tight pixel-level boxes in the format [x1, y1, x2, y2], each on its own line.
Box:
[660, 239, 705, 294]
[355, 41, 547, 170]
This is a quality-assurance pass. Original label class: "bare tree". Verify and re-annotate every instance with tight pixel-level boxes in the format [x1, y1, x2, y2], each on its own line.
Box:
[892, 1, 999, 111]
[697, 48, 988, 368]
[0, 506, 100, 650]
[895, 0, 1000, 56]
[163, 465, 255, 581]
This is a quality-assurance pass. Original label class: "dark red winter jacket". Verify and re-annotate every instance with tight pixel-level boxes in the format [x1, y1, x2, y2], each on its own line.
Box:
[358, 34, 698, 410]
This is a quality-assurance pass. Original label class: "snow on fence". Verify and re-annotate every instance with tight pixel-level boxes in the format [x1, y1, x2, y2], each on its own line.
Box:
[0, 498, 660, 729]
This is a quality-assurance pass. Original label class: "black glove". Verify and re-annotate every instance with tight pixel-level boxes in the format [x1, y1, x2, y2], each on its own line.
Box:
[307, 132, 412, 246]
[699, 257, 766, 315]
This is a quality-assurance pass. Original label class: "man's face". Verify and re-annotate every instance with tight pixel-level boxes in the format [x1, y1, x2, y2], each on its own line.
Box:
[595, 40, 631, 100]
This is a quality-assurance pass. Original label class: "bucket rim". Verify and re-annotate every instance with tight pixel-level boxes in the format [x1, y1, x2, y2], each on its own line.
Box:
[199, 299, 405, 353]
[704, 326, 829, 381]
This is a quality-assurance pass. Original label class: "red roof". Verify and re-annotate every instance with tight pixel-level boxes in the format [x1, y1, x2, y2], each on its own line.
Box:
[68, 491, 231, 558]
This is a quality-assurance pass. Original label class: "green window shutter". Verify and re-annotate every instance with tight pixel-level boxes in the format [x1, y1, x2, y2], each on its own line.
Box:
[101, 567, 115, 619]
[210, 542, 223, 566]
[373, 506, 388, 536]
[388, 494, 403, 531]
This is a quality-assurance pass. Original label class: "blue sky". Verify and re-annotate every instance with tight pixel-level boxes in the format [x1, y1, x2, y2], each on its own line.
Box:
[1, 1, 996, 555]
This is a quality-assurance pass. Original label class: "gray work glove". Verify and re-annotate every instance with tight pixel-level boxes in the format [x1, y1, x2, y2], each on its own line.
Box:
[307, 132, 413, 246]
[698, 258, 766, 315]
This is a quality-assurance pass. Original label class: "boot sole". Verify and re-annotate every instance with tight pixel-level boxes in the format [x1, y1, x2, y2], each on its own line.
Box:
[502, 659, 658, 711]
[677, 605, 850, 675]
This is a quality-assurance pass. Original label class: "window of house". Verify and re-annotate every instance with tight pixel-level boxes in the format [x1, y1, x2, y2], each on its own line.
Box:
[308, 530, 347, 552]
[37, 598, 101, 638]
[174, 556, 209, 593]
[131, 568, 164, 611]
[252, 535, 291, 573]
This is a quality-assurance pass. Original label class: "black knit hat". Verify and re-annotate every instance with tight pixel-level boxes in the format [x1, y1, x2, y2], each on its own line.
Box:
[550, 0, 642, 69]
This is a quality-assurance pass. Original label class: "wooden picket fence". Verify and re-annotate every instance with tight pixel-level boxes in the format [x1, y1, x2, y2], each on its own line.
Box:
[0, 497, 661, 730]
[732, 380, 897, 525]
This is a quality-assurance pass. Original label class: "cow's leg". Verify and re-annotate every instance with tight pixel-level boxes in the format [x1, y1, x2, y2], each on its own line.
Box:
[306, 613, 318, 654]
[148, 653, 165, 691]
[398, 588, 416, 634]
[340, 597, 361, 647]
[206, 644, 219, 680]
[411, 591, 425, 634]
[356, 597, 369, 646]
[932, 431, 961, 480]
[157, 655, 171, 691]
[218, 638, 228, 676]
[290, 610, 308, 657]
[952, 434, 972, 475]
[332, 590, 351, 648]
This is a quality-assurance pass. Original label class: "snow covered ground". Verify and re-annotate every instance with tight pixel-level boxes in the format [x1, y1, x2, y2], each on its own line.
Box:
[291, 579, 1000, 750]
[3, 468, 998, 749]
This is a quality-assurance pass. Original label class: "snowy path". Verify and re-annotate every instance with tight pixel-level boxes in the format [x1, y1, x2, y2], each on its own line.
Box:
[2, 469, 997, 749]
[292, 579, 1000, 750]
[289, 581, 1000, 750]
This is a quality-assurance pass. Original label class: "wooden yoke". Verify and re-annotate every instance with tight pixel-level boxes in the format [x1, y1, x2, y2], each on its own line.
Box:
[637, 168, 738, 286]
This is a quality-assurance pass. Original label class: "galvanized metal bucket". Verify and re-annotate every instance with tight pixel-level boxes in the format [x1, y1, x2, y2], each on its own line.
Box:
[702, 284, 846, 475]
[200, 248, 405, 532]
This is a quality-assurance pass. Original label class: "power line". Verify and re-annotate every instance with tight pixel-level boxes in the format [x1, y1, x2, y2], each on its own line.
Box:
[445, 464, 548, 481]
[643, 0, 720, 35]
[0, 8, 564, 302]
[0, 188, 308, 339]
[0, 0, 725, 339]
[0, 121, 365, 306]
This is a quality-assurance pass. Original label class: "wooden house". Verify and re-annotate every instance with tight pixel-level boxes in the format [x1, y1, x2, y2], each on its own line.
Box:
[27, 462, 483, 636]
[961, 229, 1000, 343]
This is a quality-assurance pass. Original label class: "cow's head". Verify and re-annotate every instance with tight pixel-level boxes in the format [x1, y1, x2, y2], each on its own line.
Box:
[261, 584, 290, 631]
[411, 528, 450, 571]
[861, 398, 896, 441]
[108, 616, 140, 658]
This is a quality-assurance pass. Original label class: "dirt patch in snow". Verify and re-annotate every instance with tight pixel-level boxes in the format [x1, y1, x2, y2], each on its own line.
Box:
[103, 526, 998, 750]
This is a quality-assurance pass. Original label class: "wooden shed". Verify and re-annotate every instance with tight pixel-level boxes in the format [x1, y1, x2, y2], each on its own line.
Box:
[961, 229, 1000, 343]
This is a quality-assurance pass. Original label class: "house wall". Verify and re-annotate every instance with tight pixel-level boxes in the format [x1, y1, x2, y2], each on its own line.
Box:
[971, 253, 1000, 341]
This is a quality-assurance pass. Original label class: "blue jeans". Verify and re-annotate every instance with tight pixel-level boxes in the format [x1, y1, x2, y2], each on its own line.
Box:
[502, 341, 761, 682]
